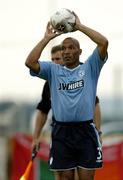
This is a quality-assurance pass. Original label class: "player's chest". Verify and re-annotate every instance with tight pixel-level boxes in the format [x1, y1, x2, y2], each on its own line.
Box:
[55, 68, 86, 83]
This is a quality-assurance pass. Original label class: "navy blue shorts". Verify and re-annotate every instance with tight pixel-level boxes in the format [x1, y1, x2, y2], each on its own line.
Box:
[49, 120, 103, 171]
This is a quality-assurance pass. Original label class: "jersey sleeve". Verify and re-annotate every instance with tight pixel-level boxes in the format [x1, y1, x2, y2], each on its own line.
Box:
[30, 61, 52, 80]
[36, 81, 51, 114]
[86, 48, 108, 78]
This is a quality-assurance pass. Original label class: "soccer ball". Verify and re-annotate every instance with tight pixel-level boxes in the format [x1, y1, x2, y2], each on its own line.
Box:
[50, 8, 75, 33]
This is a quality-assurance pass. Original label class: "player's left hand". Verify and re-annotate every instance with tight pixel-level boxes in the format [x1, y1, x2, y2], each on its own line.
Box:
[72, 12, 82, 31]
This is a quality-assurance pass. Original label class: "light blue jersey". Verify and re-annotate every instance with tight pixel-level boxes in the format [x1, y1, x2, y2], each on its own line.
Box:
[31, 48, 107, 122]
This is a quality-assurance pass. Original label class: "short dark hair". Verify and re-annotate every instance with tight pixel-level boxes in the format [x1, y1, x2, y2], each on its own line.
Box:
[62, 37, 80, 49]
[51, 45, 62, 54]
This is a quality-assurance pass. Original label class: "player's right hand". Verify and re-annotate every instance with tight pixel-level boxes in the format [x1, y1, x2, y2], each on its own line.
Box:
[32, 139, 41, 154]
[44, 22, 63, 41]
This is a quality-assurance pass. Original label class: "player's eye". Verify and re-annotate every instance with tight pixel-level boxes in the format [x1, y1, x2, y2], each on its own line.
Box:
[69, 45, 74, 49]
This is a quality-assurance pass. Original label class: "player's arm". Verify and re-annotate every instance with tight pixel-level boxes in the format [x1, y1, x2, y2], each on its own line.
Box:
[94, 103, 102, 144]
[32, 105, 51, 152]
[32, 82, 51, 152]
[94, 103, 101, 131]
[25, 22, 62, 73]
[93, 98, 102, 143]
[73, 13, 108, 60]
[32, 110, 48, 152]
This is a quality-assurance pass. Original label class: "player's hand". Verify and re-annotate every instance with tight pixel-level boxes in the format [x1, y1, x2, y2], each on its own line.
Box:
[32, 138, 41, 154]
[44, 22, 63, 40]
[72, 12, 82, 31]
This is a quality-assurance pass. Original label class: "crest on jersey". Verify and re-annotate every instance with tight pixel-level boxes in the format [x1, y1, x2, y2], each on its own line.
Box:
[78, 70, 85, 77]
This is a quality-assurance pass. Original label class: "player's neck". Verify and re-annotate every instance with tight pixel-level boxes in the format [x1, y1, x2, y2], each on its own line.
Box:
[65, 61, 80, 69]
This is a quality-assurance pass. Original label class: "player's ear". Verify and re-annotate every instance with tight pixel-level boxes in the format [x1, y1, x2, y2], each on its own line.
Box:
[79, 49, 82, 55]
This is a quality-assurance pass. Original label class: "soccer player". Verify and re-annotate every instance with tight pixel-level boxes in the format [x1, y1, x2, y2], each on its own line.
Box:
[25, 13, 108, 180]
[32, 46, 102, 180]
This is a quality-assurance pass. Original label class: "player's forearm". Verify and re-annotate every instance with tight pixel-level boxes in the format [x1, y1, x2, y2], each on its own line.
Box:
[33, 111, 47, 140]
[78, 24, 108, 48]
[94, 104, 101, 131]
[94, 117, 101, 131]
[25, 37, 50, 71]
[33, 119, 43, 140]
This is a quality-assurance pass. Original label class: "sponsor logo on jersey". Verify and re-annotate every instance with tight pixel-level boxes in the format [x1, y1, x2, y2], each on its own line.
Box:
[58, 79, 84, 90]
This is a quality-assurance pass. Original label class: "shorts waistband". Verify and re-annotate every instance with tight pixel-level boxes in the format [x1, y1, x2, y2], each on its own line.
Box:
[52, 117, 93, 126]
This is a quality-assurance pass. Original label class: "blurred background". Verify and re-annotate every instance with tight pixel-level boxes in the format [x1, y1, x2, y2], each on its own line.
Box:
[0, 0, 123, 179]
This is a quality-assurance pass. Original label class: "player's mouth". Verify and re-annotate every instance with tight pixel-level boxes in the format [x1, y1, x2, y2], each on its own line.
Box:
[64, 56, 71, 61]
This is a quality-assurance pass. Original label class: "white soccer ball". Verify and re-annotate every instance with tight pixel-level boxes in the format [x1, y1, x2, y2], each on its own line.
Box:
[50, 8, 75, 33]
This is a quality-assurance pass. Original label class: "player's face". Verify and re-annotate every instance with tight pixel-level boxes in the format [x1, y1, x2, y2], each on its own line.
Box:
[51, 51, 63, 65]
[61, 39, 81, 68]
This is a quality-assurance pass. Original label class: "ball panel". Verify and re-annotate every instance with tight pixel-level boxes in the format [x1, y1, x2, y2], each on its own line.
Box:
[50, 8, 75, 33]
